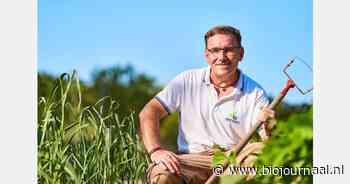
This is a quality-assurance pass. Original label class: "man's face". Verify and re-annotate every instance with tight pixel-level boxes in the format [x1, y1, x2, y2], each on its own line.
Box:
[205, 34, 244, 78]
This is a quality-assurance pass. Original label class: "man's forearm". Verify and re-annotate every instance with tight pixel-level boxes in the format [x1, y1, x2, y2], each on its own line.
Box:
[139, 109, 162, 153]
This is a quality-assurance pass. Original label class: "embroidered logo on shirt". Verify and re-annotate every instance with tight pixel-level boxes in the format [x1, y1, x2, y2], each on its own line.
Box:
[226, 112, 238, 121]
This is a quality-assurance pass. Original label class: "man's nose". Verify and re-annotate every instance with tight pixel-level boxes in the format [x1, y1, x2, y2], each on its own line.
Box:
[217, 50, 226, 60]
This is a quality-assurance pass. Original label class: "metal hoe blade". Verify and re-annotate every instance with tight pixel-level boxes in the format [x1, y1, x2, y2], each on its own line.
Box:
[283, 56, 313, 95]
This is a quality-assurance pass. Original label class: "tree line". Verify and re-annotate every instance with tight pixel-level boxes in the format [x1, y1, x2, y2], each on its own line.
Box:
[38, 64, 312, 149]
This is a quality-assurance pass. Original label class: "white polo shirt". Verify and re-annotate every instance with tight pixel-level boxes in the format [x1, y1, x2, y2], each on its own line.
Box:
[155, 67, 269, 153]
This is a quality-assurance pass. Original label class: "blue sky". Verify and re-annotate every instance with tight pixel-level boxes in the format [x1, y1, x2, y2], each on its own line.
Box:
[39, 0, 313, 104]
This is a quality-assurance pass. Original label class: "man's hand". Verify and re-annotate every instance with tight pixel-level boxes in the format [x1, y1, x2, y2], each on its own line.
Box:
[257, 107, 275, 122]
[257, 107, 276, 140]
[150, 149, 181, 175]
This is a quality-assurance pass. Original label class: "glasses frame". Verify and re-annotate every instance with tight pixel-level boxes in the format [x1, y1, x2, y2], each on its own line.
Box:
[207, 46, 241, 57]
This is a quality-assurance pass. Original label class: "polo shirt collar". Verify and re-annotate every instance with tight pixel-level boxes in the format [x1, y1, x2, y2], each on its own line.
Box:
[203, 66, 244, 93]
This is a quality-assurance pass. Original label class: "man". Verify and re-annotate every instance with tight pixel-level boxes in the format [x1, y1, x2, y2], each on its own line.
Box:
[139, 25, 275, 183]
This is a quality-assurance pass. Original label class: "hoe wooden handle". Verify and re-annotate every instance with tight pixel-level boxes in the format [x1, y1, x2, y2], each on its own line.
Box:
[205, 79, 295, 184]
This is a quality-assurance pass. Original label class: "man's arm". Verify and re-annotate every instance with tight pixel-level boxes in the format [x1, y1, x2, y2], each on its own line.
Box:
[139, 98, 181, 175]
[139, 98, 168, 153]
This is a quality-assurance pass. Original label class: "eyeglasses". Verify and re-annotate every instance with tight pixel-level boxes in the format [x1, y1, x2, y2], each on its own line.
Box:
[207, 46, 241, 57]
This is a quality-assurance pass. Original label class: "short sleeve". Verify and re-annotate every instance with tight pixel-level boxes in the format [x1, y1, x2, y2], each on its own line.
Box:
[155, 72, 185, 114]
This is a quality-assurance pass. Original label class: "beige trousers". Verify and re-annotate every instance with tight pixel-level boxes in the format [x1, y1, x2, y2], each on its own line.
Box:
[147, 142, 264, 184]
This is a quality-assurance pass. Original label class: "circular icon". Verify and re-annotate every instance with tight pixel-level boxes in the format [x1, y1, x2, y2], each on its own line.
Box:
[213, 164, 224, 176]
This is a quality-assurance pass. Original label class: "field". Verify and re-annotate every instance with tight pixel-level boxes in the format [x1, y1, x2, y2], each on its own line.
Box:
[38, 71, 149, 183]
[38, 69, 312, 184]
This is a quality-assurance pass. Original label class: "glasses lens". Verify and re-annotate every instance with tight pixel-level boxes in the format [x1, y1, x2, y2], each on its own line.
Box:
[209, 47, 240, 56]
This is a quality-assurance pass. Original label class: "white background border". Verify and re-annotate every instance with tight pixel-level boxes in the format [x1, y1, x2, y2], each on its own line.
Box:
[314, 0, 349, 183]
[0, 0, 349, 183]
[0, 0, 36, 182]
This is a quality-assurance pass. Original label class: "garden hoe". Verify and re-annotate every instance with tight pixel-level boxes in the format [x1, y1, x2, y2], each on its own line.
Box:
[205, 57, 313, 184]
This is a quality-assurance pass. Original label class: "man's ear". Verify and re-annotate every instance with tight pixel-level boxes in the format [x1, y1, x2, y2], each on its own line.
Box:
[239, 47, 244, 61]
[204, 49, 210, 64]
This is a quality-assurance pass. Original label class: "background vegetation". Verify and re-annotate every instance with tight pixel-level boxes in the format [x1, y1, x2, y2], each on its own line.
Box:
[218, 109, 312, 184]
[38, 64, 312, 183]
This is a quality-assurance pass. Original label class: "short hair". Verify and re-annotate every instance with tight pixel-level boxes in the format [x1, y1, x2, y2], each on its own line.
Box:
[204, 25, 242, 48]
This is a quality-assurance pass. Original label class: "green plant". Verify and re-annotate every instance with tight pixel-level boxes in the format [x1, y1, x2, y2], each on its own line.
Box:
[38, 71, 149, 184]
[215, 108, 313, 184]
